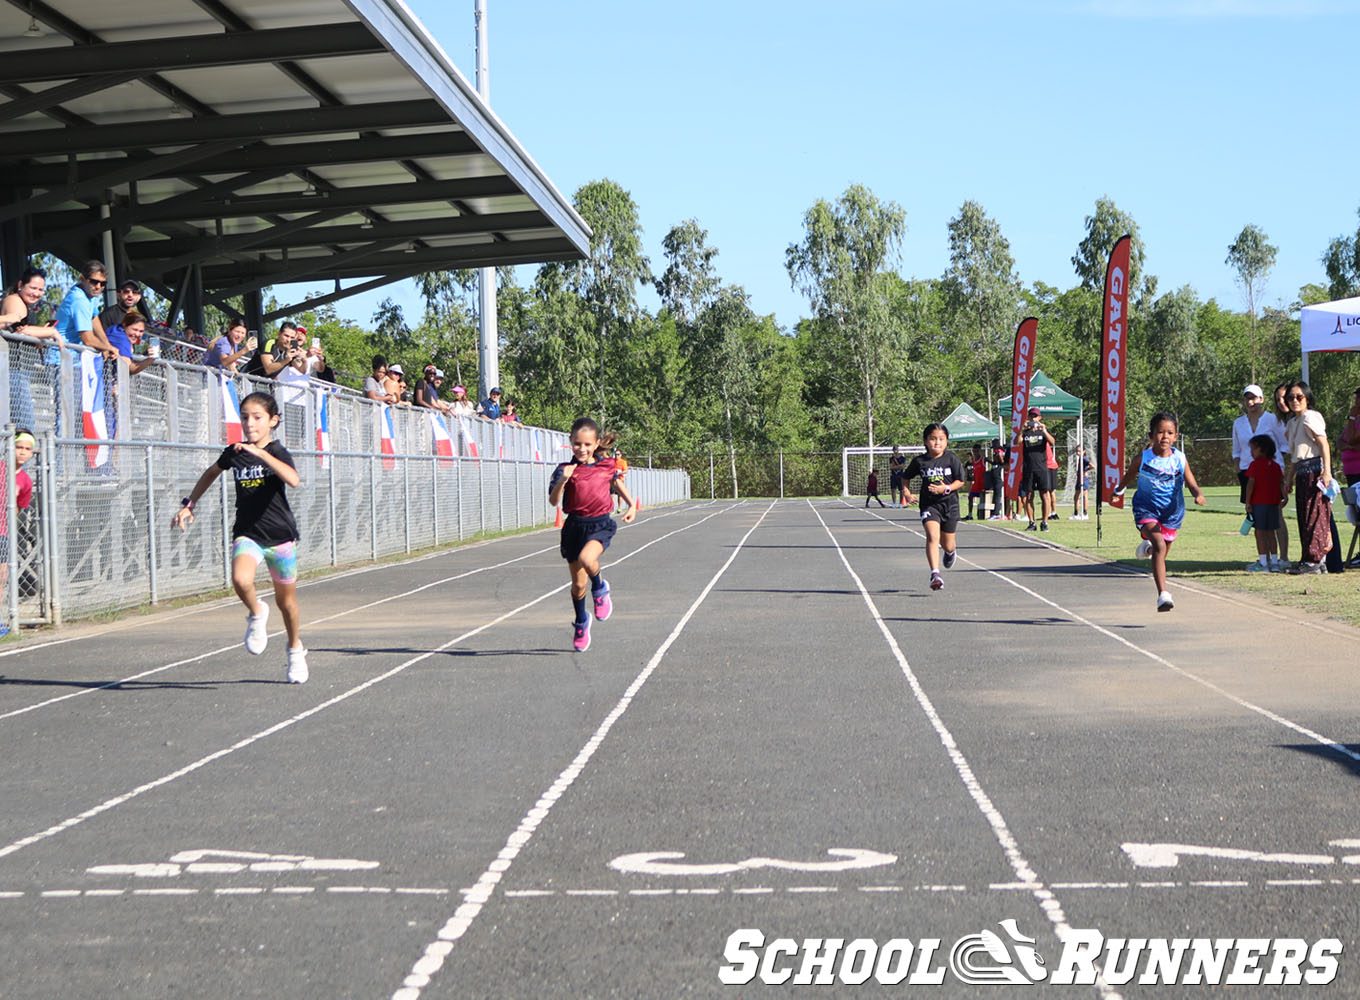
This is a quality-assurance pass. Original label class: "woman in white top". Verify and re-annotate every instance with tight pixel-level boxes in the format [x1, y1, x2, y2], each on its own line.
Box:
[448, 384, 475, 419]
[1231, 384, 1282, 503]
[1281, 381, 1334, 573]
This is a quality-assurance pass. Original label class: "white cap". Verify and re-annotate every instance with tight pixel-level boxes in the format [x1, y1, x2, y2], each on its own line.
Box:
[1243, 383, 1264, 398]
[388, 363, 404, 375]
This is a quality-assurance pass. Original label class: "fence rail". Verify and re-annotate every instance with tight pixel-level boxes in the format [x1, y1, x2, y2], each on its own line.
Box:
[1, 433, 689, 628]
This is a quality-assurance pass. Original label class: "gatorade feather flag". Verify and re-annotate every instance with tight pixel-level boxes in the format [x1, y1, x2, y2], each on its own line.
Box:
[314, 387, 330, 469]
[378, 404, 396, 470]
[457, 415, 479, 459]
[430, 411, 454, 463]
[80, 352, 110, 468]
[218, 372, 242, 445]
[1100, 235, 1132, 509]
[1003, 317, 1038, 500]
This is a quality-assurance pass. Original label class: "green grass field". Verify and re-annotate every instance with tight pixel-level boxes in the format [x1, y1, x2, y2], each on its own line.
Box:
[988, 486, 1360, 628]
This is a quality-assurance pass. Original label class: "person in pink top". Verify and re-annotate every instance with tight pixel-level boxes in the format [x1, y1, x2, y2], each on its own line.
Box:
[547, 417, 638, 652]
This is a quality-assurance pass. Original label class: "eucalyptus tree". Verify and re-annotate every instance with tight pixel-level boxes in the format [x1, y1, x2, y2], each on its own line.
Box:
[785, 184, 907, 451]
[1226, 224, 1278, 383]
[1322, 208, 1360, 300]
[1072, 196, 1151, 303]
[694, 285, 759, 497]
[941, 200, 1021, 423]
[656, 219, 719, 327]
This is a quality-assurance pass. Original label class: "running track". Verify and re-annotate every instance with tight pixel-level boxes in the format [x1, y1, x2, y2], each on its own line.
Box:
[2, 499, 1359, 998]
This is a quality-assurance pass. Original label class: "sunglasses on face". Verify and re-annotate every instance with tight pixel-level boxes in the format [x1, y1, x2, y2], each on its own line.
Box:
[1287, 394, 1306, 401]
[87, 277, 106, 287]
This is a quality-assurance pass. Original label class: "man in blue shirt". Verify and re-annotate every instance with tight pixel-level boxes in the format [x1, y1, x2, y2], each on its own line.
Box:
[54, 261, 117, 360]
[478, 386, 502, 420]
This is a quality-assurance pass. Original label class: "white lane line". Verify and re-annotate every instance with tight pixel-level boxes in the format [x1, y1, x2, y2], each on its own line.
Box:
[812, 500, 1122, 1000]
[0, 503, 715, 724]
[390, 501, 778, 1000]
[0, 500, 718, 663]
[969, 518, 1360, 640]
[0, 505, 741, 864]
[853, 503, 1360, 769]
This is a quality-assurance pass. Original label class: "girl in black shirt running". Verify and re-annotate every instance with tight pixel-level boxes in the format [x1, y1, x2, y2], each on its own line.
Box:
[901, 423, 966, 592]
[172, 392, 308, 683]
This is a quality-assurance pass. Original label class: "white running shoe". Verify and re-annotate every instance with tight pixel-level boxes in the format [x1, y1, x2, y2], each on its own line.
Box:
[1135, 540, 1152, 559]
[1157, 591, 1174, 612]
[286, 646, 309, 684]
[244, 603, 270, 655]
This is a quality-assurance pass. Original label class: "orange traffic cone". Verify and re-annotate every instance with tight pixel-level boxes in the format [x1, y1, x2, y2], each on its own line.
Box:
[554, 505, 563, 527]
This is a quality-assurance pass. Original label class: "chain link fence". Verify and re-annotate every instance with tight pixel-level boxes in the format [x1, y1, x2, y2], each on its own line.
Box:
[1, 434, 687, 626]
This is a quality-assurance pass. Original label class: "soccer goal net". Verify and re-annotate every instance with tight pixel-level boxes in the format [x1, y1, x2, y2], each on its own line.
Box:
[1059, 424, 1098, 511]
[841, 446, 925, 497]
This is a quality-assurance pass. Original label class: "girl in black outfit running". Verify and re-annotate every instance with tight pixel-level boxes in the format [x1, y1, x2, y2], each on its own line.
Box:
[901, 423, 966, 592]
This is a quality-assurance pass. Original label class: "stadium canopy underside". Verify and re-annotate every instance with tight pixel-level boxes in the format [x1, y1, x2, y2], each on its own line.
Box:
[0, 0, 590, 329]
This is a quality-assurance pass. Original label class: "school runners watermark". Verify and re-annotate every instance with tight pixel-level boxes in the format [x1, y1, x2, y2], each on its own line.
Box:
[719, 921, 1341, 986]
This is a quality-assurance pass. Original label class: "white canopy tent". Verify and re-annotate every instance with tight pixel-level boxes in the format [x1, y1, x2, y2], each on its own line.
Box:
[1300, 295, 1360, 383]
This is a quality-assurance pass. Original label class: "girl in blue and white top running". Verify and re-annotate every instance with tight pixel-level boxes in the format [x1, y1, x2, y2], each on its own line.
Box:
[1115, 411, 1207, 613]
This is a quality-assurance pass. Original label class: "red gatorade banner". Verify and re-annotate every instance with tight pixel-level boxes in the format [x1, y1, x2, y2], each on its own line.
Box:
[1003, 317, 1038, 500]
[1100, 236, 1131, 508]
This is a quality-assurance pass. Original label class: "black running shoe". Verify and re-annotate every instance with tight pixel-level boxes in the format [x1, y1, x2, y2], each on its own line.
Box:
[943, 548, 956, 570]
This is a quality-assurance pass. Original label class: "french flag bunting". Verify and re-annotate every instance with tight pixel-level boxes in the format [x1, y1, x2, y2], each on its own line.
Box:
[379, 404, 396, 470]
[531, 428, 543, 463]
[430, 412, 454, 464]
[80, 352, 110, 469]
[315, 387, 330, 469]
[218, 372, 242, 445]
[457, 415, 479, 459]
[495, 419, 504, 459]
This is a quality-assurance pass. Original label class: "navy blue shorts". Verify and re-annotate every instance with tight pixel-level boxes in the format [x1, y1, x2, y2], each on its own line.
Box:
[1251, 503, 1282, 532]
[560, 514, 617, 563]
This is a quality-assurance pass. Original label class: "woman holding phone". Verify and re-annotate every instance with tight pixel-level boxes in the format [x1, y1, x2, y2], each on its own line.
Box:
[204, 320, 256, 372]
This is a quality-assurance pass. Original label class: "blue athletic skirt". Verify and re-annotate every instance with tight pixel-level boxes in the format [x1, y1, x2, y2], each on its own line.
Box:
[560, 513, 617, 562]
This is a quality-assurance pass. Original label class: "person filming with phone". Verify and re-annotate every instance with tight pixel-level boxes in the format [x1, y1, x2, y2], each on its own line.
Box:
[203, 320, 256, 372]
[1014, 406, 1055, 532]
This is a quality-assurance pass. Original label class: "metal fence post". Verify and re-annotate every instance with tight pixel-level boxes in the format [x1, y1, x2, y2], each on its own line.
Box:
[220, 474, 231, 589]
[145, 445, 159, 604]
[477, 455, 484, 537]
[403, 457, 411, 554]
[780, 449, 785, 499]
[710, 449, 715, 500]
[497, 455, 504, 534]
[165, 365, 180, 441]
[328, 460, 338, 567]
[5, 431, 17, 631]
[456, 457, 464, 541]
[369, 455, 377, 561]
[432, 458, 440, 546]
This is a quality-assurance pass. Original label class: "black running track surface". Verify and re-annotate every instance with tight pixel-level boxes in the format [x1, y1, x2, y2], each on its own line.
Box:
[3, 499, 1360, 999]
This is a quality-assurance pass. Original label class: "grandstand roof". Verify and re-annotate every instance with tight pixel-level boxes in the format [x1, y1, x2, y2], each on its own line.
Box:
[0, 0, 590, 317]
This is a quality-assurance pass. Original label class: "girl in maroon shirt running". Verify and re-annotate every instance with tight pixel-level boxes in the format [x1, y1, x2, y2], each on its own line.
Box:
[548, 418, 637, 652]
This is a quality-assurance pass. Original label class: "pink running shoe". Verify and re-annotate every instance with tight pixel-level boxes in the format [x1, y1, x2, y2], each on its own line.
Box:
[593, 580, 612, 621]
[572, 618, 592, 652]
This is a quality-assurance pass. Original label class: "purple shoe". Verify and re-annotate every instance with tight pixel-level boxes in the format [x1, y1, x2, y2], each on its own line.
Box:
[593, 580, 612, 621]
[573, 618, 592, 652]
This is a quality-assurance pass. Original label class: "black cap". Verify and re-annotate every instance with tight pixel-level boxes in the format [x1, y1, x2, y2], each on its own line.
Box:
[118, 279, 141, 292]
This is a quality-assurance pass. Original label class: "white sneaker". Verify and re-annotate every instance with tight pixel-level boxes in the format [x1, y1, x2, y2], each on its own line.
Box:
[244, 603, 270, 655]
[1135, 540, 1152, 559]
[286, 646, 309, 684]
[1157, 591, 1174, 612]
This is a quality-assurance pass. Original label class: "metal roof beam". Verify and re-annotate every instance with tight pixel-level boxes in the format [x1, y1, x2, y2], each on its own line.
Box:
[0, 72, 139, 124]
[12, 99, 448, 156]
[0, 140, 242, 223]
[197, 237, 579, 286]
[144, 207, 353, 277]
[0, 23, 384, 85]
[258, 269, 430, 322]
[127, 210, 548, 259]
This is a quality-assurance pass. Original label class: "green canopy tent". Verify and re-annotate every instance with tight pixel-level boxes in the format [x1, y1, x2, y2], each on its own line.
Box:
[998, 370, 1083, 423]
[941, 402, 998, 442]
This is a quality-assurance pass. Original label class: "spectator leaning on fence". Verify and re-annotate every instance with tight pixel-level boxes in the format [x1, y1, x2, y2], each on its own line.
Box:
[414, 365, 450, 413]
[104, 311, 158, 375]
[203, 320, 254, 371]
[55, 260, 117, 361]
[478, 386, 502, 420]
[305, 339, 336, 384]
[95, 279, 152, 340]
[364, 356, 397, 404]
[449, 384, 474, 419]
[384, 363, 410, 405]
[0, 267, 60, 346]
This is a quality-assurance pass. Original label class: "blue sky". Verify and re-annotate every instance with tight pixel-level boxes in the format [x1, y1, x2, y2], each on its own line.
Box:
[289, 0, 1360, 332]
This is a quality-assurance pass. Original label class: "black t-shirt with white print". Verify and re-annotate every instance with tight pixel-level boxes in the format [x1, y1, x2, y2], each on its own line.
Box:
[1021, 425, 1048, 470]
[904, 451, 964, 511]
[216, 440, 298, 547]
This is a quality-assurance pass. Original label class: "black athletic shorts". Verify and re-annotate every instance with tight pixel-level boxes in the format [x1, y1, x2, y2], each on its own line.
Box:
[1237, 468, 1249, 505]
[560, 513, 617, 562]
[920, 503, 959, 534]
[1020, 466, 1047, 496]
